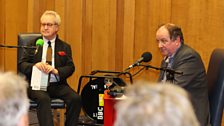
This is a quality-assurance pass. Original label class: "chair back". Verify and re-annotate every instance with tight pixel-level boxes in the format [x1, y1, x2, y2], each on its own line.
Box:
[17, 33, 41, 72]
[207, 48, 224, 126]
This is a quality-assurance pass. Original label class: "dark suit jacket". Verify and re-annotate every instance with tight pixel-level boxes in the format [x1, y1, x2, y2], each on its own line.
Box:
[158, 44, 210, 126]
[18, 36, 75, 85]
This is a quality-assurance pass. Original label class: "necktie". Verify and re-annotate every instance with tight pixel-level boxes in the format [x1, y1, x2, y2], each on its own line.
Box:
[166, 57, 174, 82]
[40, 41, 52, 91]
[46, 41, 52, 65]
[162, 57, 174, 83]
[167, 57, 173, 69]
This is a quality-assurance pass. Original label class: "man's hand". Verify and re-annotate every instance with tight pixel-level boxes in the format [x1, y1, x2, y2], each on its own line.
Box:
[34, 62, 58, 74]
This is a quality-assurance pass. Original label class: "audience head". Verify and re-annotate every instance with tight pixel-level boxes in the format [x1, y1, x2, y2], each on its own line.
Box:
[114, 81, 199, 126]
[0, 72, 29, 126]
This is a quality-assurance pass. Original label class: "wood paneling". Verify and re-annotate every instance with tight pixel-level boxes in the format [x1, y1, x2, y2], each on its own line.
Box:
[82, 0, 93, 75]
[123, 0, 135, 69]
[1, 0, 224, 92]
[91, 0, 110, 70]
[0, 0, 5, 71]
[4, 0, 28, 71]
[115, 0, 124, 71]
[64, 0, 83, 89]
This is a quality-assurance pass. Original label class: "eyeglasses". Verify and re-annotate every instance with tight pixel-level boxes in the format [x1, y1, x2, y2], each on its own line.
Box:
[41, 23, 57, 27]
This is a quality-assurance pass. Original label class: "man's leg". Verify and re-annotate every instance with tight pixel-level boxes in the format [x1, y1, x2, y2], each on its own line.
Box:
[28, 88, 54, 126]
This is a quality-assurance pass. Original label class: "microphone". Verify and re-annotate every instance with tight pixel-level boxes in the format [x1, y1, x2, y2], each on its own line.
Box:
[128, 52, 152, 69]
[35, 39, 44, 54]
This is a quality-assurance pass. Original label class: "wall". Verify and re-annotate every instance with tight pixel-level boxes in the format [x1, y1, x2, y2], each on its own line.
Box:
[0, 0, 224, 90]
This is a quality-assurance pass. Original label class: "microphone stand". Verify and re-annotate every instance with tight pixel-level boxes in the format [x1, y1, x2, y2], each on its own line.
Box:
[90, 70, 133, 84]
[138, 64, 183, 75]
[77, 70, 133, 94]
[0, 44, 36, 49]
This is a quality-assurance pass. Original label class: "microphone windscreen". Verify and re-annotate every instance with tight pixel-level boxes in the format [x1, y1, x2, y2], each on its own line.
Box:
[141, 52, 152, 62]
[36, 39, 44, 46]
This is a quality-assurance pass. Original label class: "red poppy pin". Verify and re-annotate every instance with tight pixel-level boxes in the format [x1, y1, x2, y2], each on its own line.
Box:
[58, 51, 66, 56]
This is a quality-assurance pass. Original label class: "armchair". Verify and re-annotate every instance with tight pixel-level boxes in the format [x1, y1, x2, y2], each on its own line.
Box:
[207, 48, 224, 126]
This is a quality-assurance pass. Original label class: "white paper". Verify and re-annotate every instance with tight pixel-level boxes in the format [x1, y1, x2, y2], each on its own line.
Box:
[31, 66, 49, 91]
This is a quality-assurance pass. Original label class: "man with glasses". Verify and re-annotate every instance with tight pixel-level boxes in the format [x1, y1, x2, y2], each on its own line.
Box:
[156, 23, 210, 126]
[19, 10, 81, 126]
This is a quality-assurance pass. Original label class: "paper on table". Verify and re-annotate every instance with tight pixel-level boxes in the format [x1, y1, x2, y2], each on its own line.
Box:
[31, 66, 49, 91]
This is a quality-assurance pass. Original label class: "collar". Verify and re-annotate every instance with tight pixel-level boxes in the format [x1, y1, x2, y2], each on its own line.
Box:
[43, 36, 56, 45]
[164, 44, 182, 60]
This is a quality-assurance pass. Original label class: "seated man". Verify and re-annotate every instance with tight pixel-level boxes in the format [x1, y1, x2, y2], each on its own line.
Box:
[0, 72, 29, 126]
[18, 10, 81, 126]
[156, 23, 209, 125]
[114, 81, 199, 126]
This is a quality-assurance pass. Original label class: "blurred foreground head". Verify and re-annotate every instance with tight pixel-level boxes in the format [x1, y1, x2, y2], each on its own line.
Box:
[0, 72, 29, 126]
[114, 81, 199, 126]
